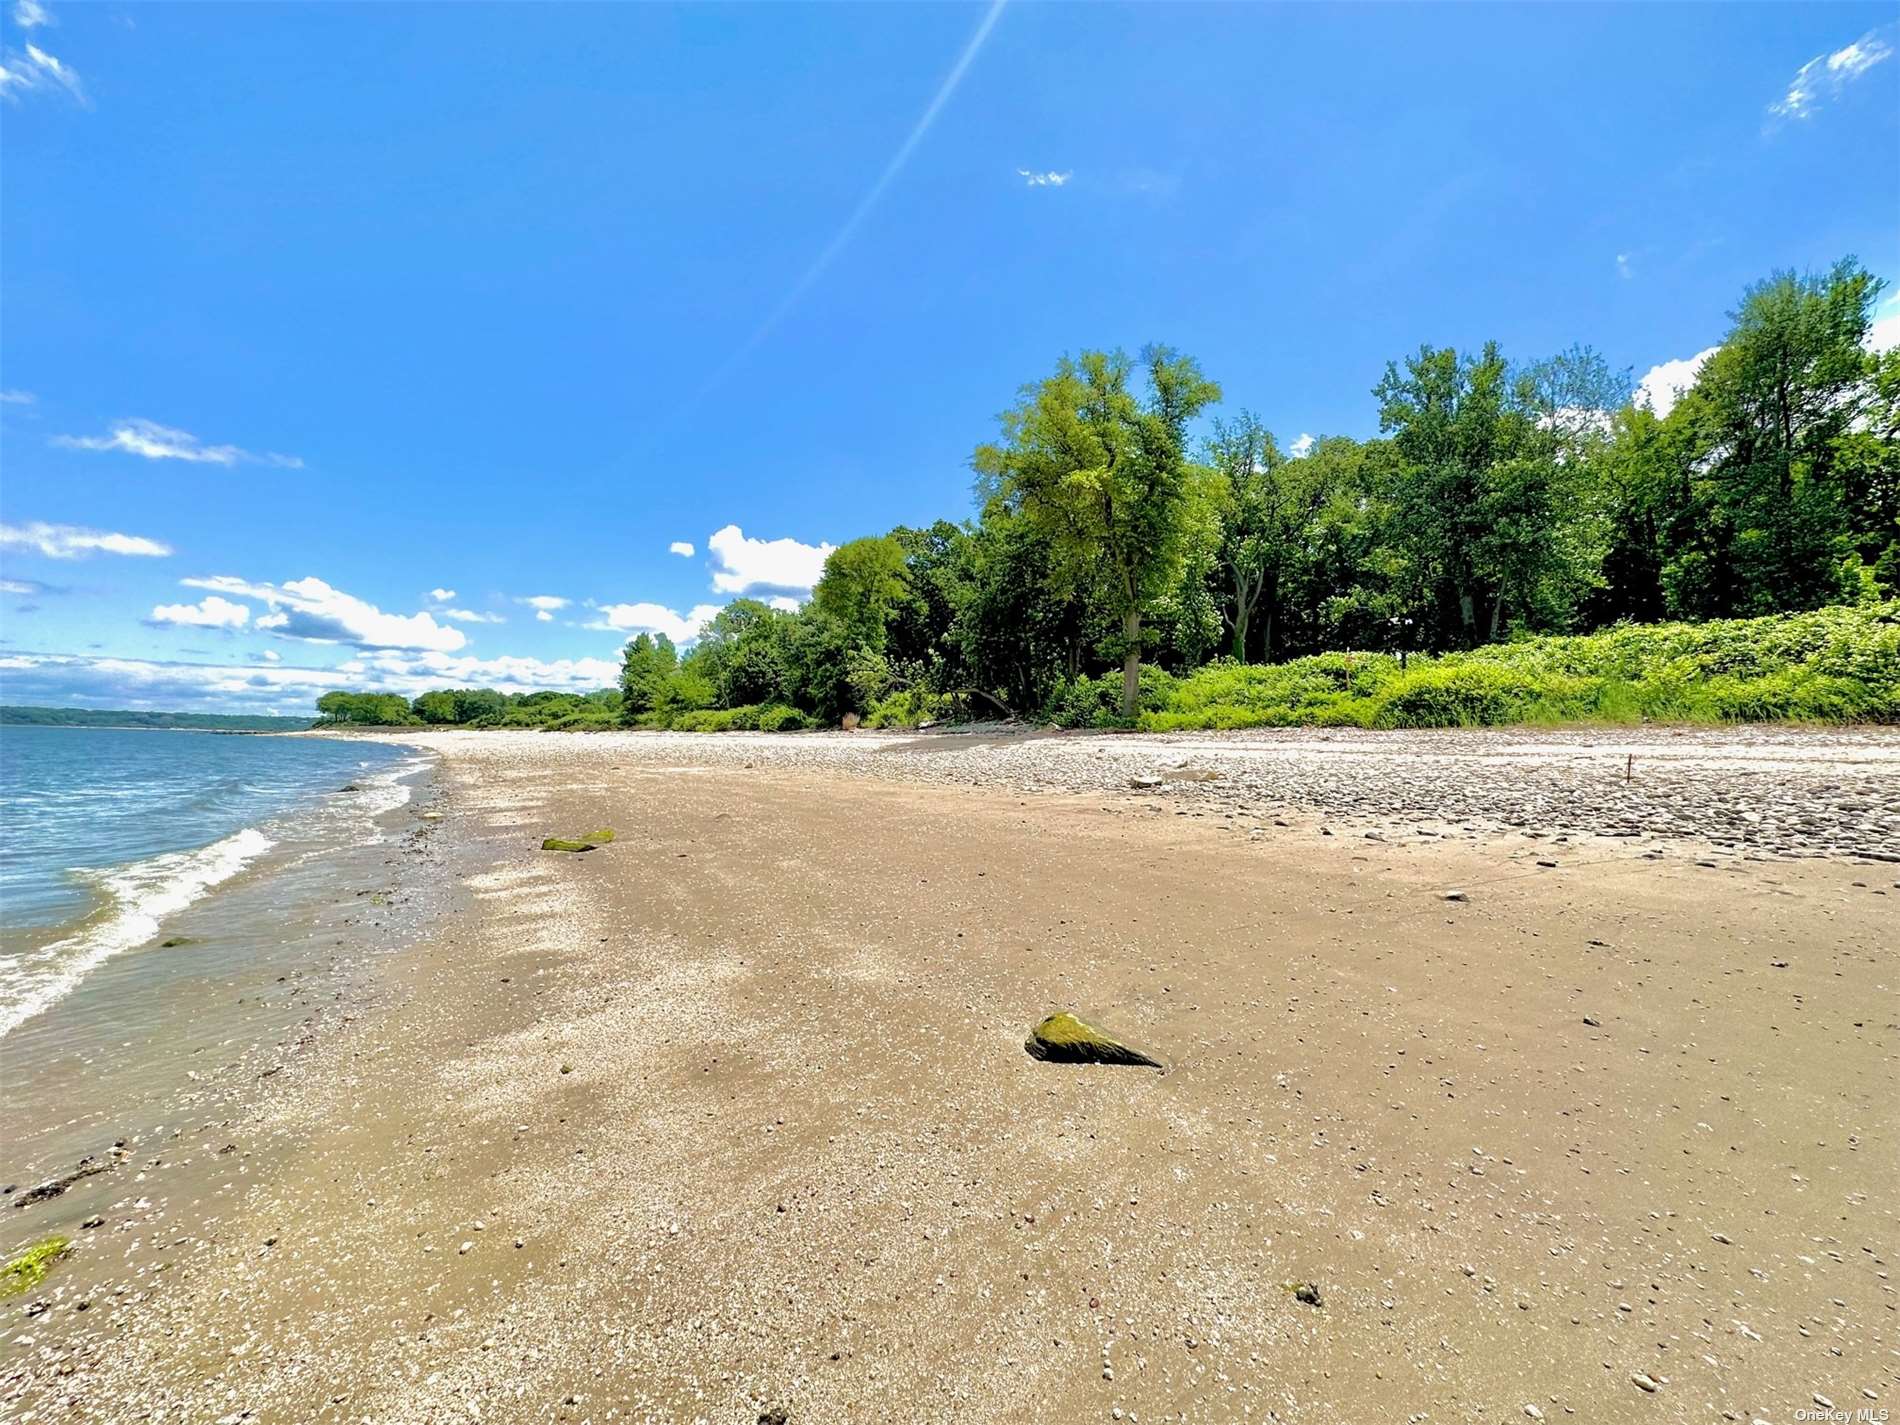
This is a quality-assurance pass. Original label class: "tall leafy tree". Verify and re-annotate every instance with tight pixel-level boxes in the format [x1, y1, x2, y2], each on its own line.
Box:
[1205, 412, 1335, 661]
[974, 345, 1221, 716]
[1685, 259, 1882, 613]
[811, 536, 917, 651]
[618, 633, 678, 719]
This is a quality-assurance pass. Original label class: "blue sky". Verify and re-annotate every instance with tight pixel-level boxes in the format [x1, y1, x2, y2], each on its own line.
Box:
[2, 1, 1897, 713]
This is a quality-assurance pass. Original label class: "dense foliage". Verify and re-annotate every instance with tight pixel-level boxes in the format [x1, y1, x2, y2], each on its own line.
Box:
[315, 688, 622, 730]
[318, 258, 1897, 732]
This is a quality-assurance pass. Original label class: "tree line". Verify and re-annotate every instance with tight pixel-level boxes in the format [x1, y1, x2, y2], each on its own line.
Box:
[316, 257, 1895, 729]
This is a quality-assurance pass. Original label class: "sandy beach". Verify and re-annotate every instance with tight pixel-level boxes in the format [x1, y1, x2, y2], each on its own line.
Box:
[4, 726, 1897, 1424]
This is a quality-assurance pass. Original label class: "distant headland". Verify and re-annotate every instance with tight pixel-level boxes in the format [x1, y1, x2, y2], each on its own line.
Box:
[0, 705, 315, 733]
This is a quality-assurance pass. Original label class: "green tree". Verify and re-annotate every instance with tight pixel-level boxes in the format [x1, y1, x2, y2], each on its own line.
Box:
[412, 690, 459, 724]
[974, 345, 1221, 717]
[811, 536, 917, 650]
[690, 599, 793, 708]
[1685, 259, 1882, 613]
[1205, 413, 1338, 661]
[618, 633, 678, 719]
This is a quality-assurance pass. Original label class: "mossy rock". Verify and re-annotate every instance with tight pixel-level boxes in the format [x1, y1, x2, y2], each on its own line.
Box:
[541, 829, 613, 853]
[1025, 1012, 1162, 1069]
[1, 1236, 71, 1298]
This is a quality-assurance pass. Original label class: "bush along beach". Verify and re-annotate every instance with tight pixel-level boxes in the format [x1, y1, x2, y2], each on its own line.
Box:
[307, 258, 1900, 736]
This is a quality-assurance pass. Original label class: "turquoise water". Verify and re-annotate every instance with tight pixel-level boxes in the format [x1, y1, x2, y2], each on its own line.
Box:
[0, 726, 420, 1036]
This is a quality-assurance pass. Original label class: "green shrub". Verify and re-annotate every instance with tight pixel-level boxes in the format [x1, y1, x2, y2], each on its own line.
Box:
[756, 703, 814, 732]
[1046, 667, 1179, 728]
[863, 688, 953, 728]
[1121, 602, 1899, 731]
[673, 705, 761, 732]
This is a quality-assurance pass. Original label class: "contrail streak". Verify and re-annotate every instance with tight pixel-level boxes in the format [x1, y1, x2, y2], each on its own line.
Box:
[690, 0, 1008, 403]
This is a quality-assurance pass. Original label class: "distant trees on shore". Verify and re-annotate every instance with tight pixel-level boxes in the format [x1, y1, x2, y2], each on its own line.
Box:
[316, 256, 1896, 730]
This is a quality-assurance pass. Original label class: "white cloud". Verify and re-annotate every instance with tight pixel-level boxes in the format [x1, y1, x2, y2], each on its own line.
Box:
[766, 595, 802, 612]
[0, 652, 355, 714]
[706, 524, 834, 596]
[260, 649, 280, 662]
[534, 609, 553, 622]
[1018, 169, 1072, 188]
[0, 389, 35, 405]
[0, 39, 84, 104]
[149, 594, 250, 630]
[51, 418, 302, 468]
[426, 588, 456, 603]
[1770, 28, 1894, 121]
[1636, 346, 1720, 419]
[1288, 433, 1315, 459]
[0, 520, 171, 559]
[586, 601, 724, 644]
[1615, 253, 1632, 280]
[2, 578, 47, 595]
[342, 648, 625, 696]
[520, 594, 568, 611]
[668, 541, 695, 558]
[180, 575, 467, 652]
[13, 0, 52, 29]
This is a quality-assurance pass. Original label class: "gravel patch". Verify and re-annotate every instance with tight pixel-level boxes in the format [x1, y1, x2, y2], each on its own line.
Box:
[374, 725, 1900, 861]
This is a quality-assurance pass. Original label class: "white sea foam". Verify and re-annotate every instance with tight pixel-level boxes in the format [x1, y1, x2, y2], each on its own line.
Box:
[0, 826, 275, 1038]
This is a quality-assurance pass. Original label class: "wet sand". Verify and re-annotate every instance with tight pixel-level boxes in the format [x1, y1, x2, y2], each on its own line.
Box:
[4, 729, 1896, 1423]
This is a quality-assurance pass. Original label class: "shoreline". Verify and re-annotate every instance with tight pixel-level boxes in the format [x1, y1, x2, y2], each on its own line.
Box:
[1, 748, 449, 1386]
[5, 728, 1896, 1421]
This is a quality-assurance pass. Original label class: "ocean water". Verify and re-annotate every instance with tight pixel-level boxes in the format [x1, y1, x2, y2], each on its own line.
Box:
[0, 726, 424, 1037]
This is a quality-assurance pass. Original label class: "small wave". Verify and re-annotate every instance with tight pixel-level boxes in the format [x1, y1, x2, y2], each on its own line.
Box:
[0, 826, 276, 1039]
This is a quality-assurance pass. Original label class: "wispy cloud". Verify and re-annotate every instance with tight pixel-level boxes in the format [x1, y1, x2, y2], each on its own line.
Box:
[1288, 434, 1315, 459]
[706, 524, 834, 596]
[1615, 253, 1633, 280]
[0, 38, 85, 105]
[686, 0, 1007, 403]
[424, 587, 502, 622]
[668, 540, 695, 558]
[585, 601, 724, 644]
[181, 575, 468, 653]
[1769, 27, 1894, 122]
[52, 418, 303, 468]
[518, 594, 568, 623]
[0, 389, 35, 405]
[13, 0, 52, 29]
[1, 577, 60, 596]
[1017, 169, 1071, 188]
[149, 594, 250, 630]
[0, 520, 171, 559]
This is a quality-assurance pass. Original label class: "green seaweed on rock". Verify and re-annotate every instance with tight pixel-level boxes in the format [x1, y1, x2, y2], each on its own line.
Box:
[541, 829, 614, 853]
[1025, 1012, 1162, 1068]
[1, 1236, 71, 1298]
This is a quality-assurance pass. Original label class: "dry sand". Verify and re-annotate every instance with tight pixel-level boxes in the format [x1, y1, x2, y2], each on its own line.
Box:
[4, 727, 1897, 1424]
